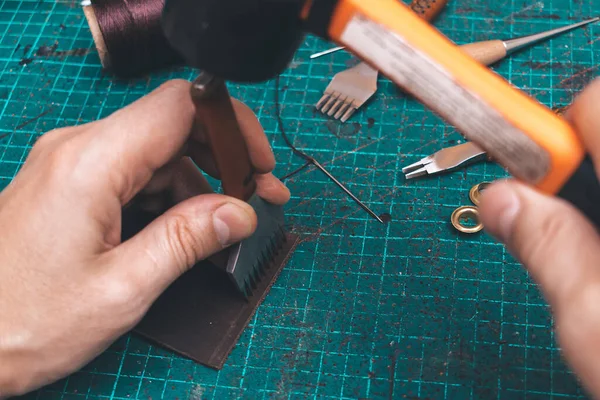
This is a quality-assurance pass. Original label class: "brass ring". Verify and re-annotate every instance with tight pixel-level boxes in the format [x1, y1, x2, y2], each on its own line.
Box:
[554, 105, 570, 116]
[469, 182, 491, 206]
[451, 206, 484, 234]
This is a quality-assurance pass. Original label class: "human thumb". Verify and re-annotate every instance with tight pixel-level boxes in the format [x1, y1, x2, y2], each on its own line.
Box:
[480, 180, 600, 308]
[111, 194, 257, 299]
[480, 181, 600, 396]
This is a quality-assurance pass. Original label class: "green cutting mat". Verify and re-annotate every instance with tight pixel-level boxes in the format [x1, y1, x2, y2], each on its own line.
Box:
[2, 0, 598, 398]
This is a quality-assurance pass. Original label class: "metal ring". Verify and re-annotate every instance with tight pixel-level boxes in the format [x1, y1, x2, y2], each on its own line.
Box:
[469, 182, 491, 206]
[554, 105, 570, 116]
[451, 206, 484, 234]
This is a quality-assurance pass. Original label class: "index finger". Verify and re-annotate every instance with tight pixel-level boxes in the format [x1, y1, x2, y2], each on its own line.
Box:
[567, 79, 600, 172]
[189, 98, 276, 174]
[89, 79, 196, 203]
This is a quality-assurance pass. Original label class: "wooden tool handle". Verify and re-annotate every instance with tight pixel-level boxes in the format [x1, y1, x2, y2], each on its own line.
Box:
[460, 40, 507, 66]
[83, 5, 110, 68]
[191, 73, 256, 201]
[409, 0, 449, 22]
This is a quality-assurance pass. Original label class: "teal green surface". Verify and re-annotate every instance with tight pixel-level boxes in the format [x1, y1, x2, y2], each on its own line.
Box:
[1, 0, 598, 398]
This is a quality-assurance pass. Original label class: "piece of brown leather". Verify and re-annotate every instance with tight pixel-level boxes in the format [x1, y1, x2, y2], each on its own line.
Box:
[122, 206, 299, 369]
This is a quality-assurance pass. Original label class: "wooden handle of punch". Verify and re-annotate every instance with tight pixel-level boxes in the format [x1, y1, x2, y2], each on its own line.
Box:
[191, 73, 256, 201]
[460, 40, 507, 66]
[412, 0, 509, 68]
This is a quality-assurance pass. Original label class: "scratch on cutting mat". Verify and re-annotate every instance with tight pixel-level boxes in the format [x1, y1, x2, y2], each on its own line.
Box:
[287, 190, 334, 213]
[588, 35, 600, 46]
[37, 44, 91, 58]
[270, 329, 326, 398]
[517, 13, 561, 20]
[521, 60, 572, 70]
[354, 158, 396, 177]
[504, 1, 544, 20]
[388, 346, 401, 400]
[283, 131, 395, 184]
[287, 178, 393, 217]
[296, 186, 394, 243]
[559, 65, 599, 89]
[18, 43, 91, 66]
[15, 108, 54, 130]
[398, 136, 447, 163]
[297, 207, 363, 242]
[455, 7, 501, 16]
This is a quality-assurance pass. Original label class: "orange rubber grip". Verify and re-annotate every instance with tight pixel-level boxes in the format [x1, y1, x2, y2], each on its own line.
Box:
[324, 0, 584, 195]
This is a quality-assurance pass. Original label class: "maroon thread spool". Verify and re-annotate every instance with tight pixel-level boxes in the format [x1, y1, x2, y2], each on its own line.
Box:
[83, 0, 183, 78]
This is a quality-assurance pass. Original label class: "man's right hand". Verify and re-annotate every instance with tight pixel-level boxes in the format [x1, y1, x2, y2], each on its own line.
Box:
[480, 79, 600, 397]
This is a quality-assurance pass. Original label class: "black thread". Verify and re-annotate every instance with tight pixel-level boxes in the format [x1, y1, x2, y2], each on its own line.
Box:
[274, 75, 315, 167]
[280, 162, 311, 181]
[274, 76, 385, 223]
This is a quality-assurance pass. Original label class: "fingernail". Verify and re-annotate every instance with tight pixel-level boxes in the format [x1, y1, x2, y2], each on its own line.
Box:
[486, 184, 521, 242]
[213, 203, 254, 246]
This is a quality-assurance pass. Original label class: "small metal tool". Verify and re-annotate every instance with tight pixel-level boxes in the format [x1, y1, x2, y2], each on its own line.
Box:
[191, 72, 288, 297]
[402, 142, 487, 180]
[315, 62, 378, 122]
[403, 106, 568, 180]
[310, 46, 345, 59]
[313, 0, 447, 122]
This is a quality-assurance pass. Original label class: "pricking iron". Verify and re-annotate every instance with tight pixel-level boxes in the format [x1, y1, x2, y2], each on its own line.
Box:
[191, 72, 288, 297]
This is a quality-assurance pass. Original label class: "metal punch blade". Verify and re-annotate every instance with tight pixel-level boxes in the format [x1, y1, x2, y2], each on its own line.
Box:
[402, 142, 487, 179]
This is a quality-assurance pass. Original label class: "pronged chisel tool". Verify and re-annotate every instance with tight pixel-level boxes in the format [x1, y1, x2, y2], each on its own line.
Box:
[190, 72, 288, 297]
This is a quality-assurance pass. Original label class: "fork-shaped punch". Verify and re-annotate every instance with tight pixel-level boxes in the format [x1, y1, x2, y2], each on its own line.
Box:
[402, 142, 488, 179]
[315, 62, 378, 123]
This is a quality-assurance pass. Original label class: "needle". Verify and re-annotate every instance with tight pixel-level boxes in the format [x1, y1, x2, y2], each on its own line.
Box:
[311, 158, 385, 224]
[503, 17, 600, 55]
[274, 77, 385, 224]
[310, 17, 600, 61]
[310, 46, 345, 59]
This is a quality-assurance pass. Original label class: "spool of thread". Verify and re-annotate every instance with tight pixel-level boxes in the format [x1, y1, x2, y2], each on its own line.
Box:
[83, 0, 183, 77]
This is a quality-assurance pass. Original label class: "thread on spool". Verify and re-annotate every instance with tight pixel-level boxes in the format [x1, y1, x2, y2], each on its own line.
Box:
[87, 0, 183, 77]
